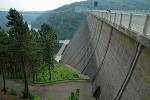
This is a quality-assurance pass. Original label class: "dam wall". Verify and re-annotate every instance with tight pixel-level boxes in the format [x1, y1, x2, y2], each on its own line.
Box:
[60, 12, 150, 100]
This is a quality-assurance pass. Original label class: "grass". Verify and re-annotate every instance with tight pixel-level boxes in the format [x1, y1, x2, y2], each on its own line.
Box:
[35, 62, 80, 82]
[0, 62, 80, 83]
[0, 86, 23, 100]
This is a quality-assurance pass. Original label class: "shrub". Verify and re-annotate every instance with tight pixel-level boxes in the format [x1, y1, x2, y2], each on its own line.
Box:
[10, 89, 18, 96]
[1, 86, 9, 92]
[48, 97, 52, 100]
[21, 88, 28, 98]
[65, 88, 80, 100]
[21, 88, 40, 100]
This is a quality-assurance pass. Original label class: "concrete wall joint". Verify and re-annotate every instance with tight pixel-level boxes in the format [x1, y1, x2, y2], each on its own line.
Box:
[114, 43, 143, 100]
[73, 17, 99, 68]
[81, 19, 103, 73]
[91, 26, 113, 83]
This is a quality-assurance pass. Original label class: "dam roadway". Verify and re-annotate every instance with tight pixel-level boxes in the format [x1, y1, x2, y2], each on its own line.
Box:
[60, 11, 150, 100]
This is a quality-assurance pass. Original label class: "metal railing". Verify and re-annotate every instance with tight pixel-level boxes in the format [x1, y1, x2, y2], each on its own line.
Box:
[88, 10, 150, 36]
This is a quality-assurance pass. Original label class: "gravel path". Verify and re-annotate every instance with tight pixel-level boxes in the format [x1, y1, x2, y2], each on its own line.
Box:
[0, 79, 92, 100]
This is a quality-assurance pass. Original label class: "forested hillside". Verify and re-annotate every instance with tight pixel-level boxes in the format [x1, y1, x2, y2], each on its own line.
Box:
[0, 11, 40, 31]
[30, 2, 85, 39]
[0, 12, 9, 31]
[87, 0, 150, 10]
[30, 0, 150, 39]
[1, 0, 149, 39]
[30, 11, 84, 39]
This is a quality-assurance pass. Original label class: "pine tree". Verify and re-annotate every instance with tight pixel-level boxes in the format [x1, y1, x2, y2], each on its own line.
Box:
[0, 28, 10, 94]
[6, 8, 30, 98]
[38, 23, 57, 80]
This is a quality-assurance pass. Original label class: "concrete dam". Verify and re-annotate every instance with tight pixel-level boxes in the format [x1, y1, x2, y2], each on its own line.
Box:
[60, 11, 150, 100]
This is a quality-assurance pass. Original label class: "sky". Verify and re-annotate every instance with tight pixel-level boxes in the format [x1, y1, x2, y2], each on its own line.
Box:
[0, 0, 86, 11]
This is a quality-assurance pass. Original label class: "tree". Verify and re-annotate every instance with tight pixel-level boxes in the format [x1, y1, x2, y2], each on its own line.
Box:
[27, 28, 42, 82]
[0, 28, 10, 94]
[6, 8, 30, 98]
[65, 89, 80, 100]
[38, 23, 57, 80]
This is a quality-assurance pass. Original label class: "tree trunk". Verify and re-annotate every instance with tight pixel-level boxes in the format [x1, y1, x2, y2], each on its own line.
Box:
[20, 53, 29, 99]
[33, 72, 35, 81]
[1, 61, 6, 94]
[48, 64, 51, 81]
[14, 65, 18, 78]
[36, 72, 37, 81]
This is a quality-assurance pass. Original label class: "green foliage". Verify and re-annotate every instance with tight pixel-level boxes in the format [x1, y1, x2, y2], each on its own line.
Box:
[52, 63, 79, 80]
[10, 89, 18, 96]
[38, 23, 57, 80]
[30, 0, 150, 40]
[30, 11, 84, 40]
[1, 86, 9, 92]
[65, 89, 80, 100]
[48, 97, 52, 100]
[21, 88, 28, 98]
[87, 0, 150, 10]
[29, 91, 40, 100]
[21, 88, 40, 100]
[48, 11, 84, 39]
[6, 8, 31, 98]
[0, 11, 40, 32]
[35, 62, 80, 82]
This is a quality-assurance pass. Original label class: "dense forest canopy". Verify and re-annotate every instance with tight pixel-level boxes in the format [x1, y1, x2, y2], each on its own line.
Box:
[30, 11, 84, 39]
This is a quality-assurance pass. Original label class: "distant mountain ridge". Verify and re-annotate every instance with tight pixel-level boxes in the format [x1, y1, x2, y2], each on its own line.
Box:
[87, 0, 150, 10]
[30, 0, 150, 39]
[1, 0, 149, 39]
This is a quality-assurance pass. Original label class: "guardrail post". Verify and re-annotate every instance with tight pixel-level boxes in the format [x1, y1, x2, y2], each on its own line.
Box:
[120, 13, 123, 26]
[100, 12, 102, 18]
[143, 14, 150, 35]
[110, 13, 112, 22]
[104, 12, 106, 19]
[107, 12, 108, 20]
[128, 13, 133, 29]
[99, 12, 101, 18]
[114, 12, 116, 23]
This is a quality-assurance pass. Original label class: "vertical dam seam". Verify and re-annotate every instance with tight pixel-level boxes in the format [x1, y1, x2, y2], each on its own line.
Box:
[74, 17, 98, 68]
[91, 26, 113, 83]
[62, 19, 87, 63]
[64, 15, 96, 65]
[114, 44, 143, 100]
[64, 23, 89, 63]
[81, 19, 103, 73]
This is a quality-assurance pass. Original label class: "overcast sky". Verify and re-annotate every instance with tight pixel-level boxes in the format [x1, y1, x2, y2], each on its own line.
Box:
[0, 0, 86, 11]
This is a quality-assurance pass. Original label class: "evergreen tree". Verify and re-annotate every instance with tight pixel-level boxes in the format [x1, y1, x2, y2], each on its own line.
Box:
[6, 8, 30, 98]
[0, 28, 10, 94]
[38, 23, 57, 80]
[28, 28, 42, 81]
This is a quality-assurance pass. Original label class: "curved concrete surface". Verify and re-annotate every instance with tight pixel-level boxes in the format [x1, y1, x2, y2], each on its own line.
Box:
[61, 12, 150, 100]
